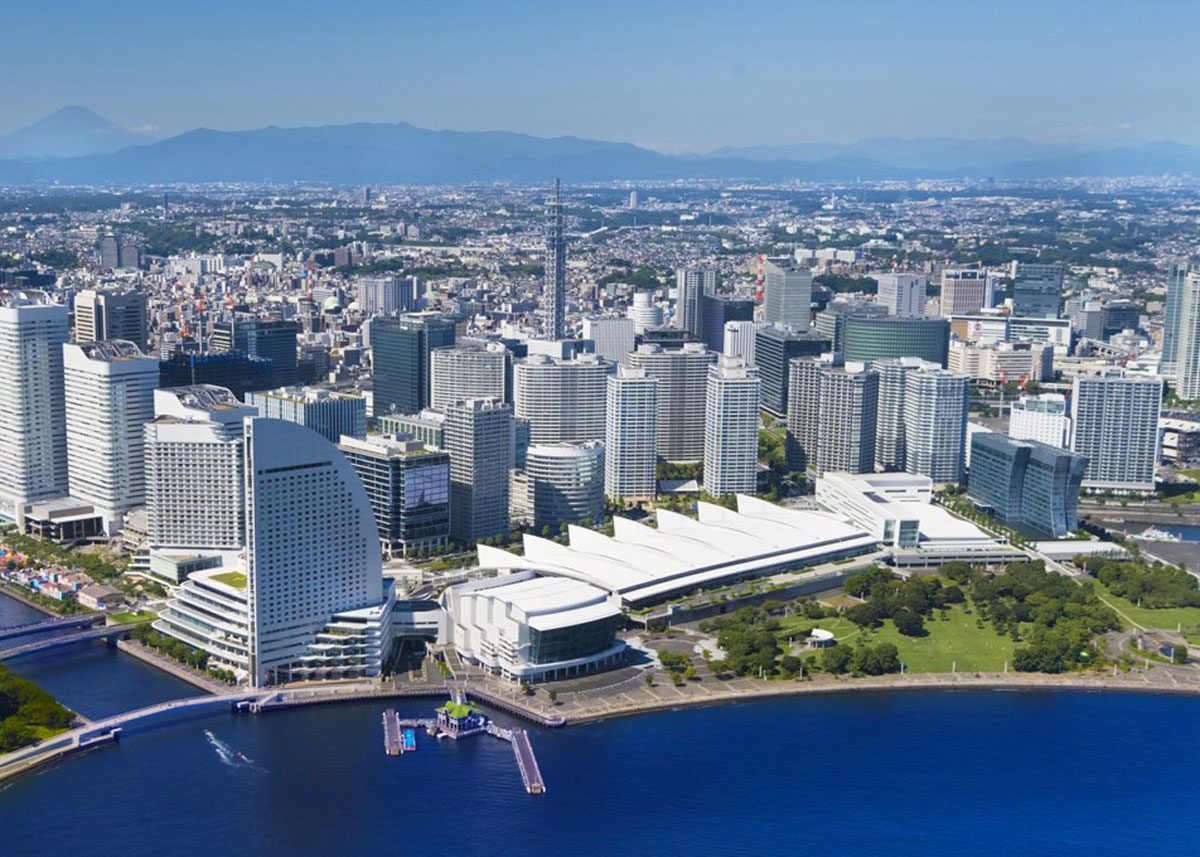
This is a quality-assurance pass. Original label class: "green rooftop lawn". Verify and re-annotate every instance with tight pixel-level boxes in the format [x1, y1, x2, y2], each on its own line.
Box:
[211, 571, 247, 590]
[438, 701, 479, 719]
[111, 611, 158, 625]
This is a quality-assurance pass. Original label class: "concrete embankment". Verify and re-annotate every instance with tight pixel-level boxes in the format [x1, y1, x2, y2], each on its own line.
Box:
[114, 640, 229, 694]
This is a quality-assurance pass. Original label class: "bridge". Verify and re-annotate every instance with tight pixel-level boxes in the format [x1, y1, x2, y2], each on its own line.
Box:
[0, 613, 103, 642]
[0, 623, 137, 660]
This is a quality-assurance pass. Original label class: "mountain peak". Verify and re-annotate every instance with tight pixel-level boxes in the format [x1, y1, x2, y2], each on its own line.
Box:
[0, 106, 156, 161]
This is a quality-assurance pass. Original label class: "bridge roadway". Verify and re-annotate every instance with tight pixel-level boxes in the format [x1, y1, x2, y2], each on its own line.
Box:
[0, 613, 103, 642]
[0, 623, 137, 660]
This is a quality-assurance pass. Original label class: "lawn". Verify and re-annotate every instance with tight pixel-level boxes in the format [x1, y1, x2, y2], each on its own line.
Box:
[859, 606, 1017, 673]
[210, 571, 247, 590]
[776, 614, 859, 644]
[1089, 580, 1200, 638]
[27, 725, 70, 741]
[110, 610, 158, 625]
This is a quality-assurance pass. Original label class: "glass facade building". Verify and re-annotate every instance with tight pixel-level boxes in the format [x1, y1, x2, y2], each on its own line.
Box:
[968, 433, 1087, 538]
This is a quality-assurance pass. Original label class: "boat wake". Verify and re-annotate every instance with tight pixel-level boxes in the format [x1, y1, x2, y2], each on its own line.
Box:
[205, 730, 268, 772]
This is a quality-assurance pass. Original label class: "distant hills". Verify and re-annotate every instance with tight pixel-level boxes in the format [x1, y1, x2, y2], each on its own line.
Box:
[0, 107, 157, 161]
[1, 108, 1200, 184]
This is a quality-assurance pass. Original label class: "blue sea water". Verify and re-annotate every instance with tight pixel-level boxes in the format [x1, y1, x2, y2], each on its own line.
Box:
[3, 593, 1200, 856]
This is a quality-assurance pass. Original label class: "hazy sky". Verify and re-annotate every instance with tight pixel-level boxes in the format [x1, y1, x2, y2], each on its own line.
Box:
[6, 0, 1200, 151]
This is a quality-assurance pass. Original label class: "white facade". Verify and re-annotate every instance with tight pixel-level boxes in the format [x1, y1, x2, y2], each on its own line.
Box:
[358, 275, 415, 316]
[513, 354, 608, 444]
[1009, 393, 1071, 448]
[605, 366, 658, 501]
[903, 368, 969, 485]
[514, 441, 605, 528]
[1071, 372, 1161, 493]
[940, 269, 995, 316]
[430, 342, 509, 411]
[0, 292, 69, 522]
[1175, 268, 1200, 400]
[627, 291, 663, 334]
[875, 273, 926, 317]
[704, 355, 760, 497]
[762, 259, 813, 327]
[63, 340, 159, 531]
[582, 316, 636, 364]
[674, 267, 715, 334]
[145, 386, 256, 551]
[723, 320, 757, 366]
[446, 397, 514, 543]
[624, 342, 713, 461]
[875, 357, 940, 472]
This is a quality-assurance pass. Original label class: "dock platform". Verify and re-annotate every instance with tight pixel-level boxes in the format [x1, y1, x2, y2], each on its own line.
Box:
[382, 709, 401, 756]
[510, 729, 545, 795]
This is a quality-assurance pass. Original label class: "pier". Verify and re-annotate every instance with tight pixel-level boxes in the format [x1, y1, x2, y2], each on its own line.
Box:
[382, 709, 401, 756]
[510, 729, 545, 794]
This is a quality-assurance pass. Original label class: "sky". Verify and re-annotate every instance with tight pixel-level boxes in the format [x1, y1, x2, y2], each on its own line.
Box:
[5, 0, 1200, 151]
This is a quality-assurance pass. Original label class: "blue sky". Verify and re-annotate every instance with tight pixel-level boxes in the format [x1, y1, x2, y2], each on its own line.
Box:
[5, 0, 1199, 150]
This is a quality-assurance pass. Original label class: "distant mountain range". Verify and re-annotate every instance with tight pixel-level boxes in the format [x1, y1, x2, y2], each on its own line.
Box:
[2, 108, 1200, 184]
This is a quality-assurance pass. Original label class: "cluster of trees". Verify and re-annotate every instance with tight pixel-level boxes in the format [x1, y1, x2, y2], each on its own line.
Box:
[813, 273, 879, 294]
[2, 532, 123, 581]
[657, 650, 698, 684]
[817, 642, 901, 676]
[596, 267, 662, 289]
[842, 566, 966, 637]
[1075, 557, 1200, 609]
[0, 664, 73, 752]
[131, 623, 209, 671]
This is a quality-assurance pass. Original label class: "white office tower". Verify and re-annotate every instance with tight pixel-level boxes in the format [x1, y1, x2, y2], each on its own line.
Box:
[1071, 372, 1162, 493]
[675, 267, 716, 334]
[704, 355, 760, 497]
[816, 362, 879, 476]
[62, 341, 158, 531]
[875, 357, 940, 471]
[874, 273, 925, 317]
[144, 386, 256, 551]
[940, 269, 995, 316]
[513, 354, 608, 444]
[1174, 266, 1200, 400]
[723, 320, 757, 366]
[902, 368, 969, 484]
[430, 341, 510, 411]
[1009, 393, 1072, 449]
[605, 365, 659, 501]
[624, 342, 714, 461]
[358, 275, 415, 316]
[513, 441, 605, 528]
[762, 259, 813, 326]
[0, 291, 69, 522]
[582, 317, 636, 364]
[1163, 261, 1197, 376]
[446, 398, 514, 543]
[243, 417, 393, 686]
[628, 291, 663, 334]
[74, 288, 148, 351]
[244, 387, 367, 444]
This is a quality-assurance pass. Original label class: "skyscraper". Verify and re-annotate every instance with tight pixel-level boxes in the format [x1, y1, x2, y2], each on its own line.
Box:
[940, 269, 995, 316]
[543, 179, 567, 339]
[1173, 266, 1200, 400]
[63, 341, 159, 531]
[371, 314, 456, 416]
[755, 325, 831, 416]
[244, 387, 367, 444]
[0, 291, 69, 522]
[430, 341, 511, 410]
[874, 357, 940, 471]
[762, 259, 813, 327]
[816, 363, 879, 476]
[704, 355, 760, 497]
[582, 317, 636, 364]
[513, 354, 608, 444]
[723, 321, 757, 366]
[1071, 372, 1161, 493]
[968, 433, 1087, 538]
[74, 289, 148, 351]
[902, 368, 969, 484]
[842, 315, 950, 366]
[1163, 261, 1196, 376]
[674, 267, 716, 335]
[358, 276, 417, 316]
[337, 434, 450, 558]
[874, 273, 926, 317]
[159, 351, 276, 399]
[211, 318, 300, 387]
[628, 290, 663, 334]
[513, 441, 605, 529]
[1010, 262, 1065, 319]
[605, 365, 658, 501]
[623, 343, 713, 461]
[699, 294, 755, 353]
[446, 398, 514, 544]
[1009, 393, 1072, 449]
[785, 355, 830, 474]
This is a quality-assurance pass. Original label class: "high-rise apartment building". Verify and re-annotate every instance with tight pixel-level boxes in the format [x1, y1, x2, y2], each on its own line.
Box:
[902, 368, 969, 484]
[244, 387, 367, 444]
[74, 288, 148, 351]
[446, 398, 514, 543]
[815, 363, 879, 476]
[874, 273, 926, 317]
[211, 318, 300, 387]
[337, 434, 450, 558]
[1009, 393, 1072, 449]
[1163, 261, 1197, 376]
[628, 290, 663, 334]
[357, 276, 417, 316]
[674, 267, 716, 335]
[874, 357, 940, 471]
[723, 321, 757, 366]
[63, 341, 159, 531]
[430, 341, 511, 410]
[512, 441, 605, 529]
[0, 291, 69, 522]
[604, 365, 658, 501]
[1173, 266, 1200, 400]
[144, 386, 255, 552]
[513, 354, 608, 444]
[762, 259, 813, 327]
[543, 179, 567, 339]
[371, 314, 456, 416]
[969, 433, 1087, 538]
[582, 317, 636, 364]
[704, 355, 760, 497]
[623, 343, 713, 461]
[1070, 373, 1161, 493]
[940, 269, 995, 316]
[755, 325, 831, 416]
[1010, 262, 1064, 319]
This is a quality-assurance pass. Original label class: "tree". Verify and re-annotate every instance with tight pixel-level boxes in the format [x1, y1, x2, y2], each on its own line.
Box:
[643, 672, 654, 688]
[780, 655, 802, 676]
[521, 681, 534, 697]
[892, 608, 926, 637]
[548, 689, 558, 704]
[820, 644, 852, 673]
[845, 602, 881, 629]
